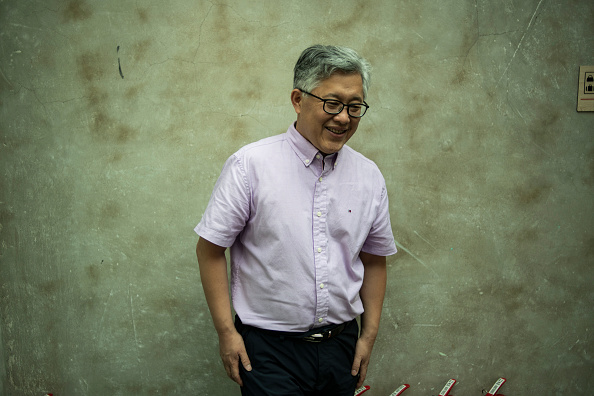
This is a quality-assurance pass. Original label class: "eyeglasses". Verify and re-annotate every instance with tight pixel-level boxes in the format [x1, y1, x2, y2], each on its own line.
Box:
[299, 89, 369, 118]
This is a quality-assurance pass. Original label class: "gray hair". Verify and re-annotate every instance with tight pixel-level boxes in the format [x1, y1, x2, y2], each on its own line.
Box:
[293, 45, 372, 99]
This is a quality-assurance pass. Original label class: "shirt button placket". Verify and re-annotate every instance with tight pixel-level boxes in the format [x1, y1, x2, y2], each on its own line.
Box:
[312, 163, 329, 326]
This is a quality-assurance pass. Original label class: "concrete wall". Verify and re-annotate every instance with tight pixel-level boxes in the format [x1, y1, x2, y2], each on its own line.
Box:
[1, 0, 592, 394]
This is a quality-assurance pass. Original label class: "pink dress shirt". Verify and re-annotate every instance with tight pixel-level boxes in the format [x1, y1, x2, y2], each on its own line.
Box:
[195, 123, 397, 332]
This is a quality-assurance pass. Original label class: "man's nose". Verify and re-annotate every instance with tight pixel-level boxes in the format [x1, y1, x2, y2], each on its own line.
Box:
[333, 106, 350, 123]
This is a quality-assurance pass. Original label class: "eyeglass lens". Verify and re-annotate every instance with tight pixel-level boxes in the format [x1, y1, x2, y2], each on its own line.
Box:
[324, 101, 366, 117]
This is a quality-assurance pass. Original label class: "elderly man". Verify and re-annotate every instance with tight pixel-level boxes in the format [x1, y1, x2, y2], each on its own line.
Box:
[195, 44, 397, 396]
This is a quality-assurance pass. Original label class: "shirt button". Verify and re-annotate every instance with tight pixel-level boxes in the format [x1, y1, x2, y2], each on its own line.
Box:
[317, 247, 322, 253]
[305, 159, 310, 165]
[320, 283, 325, 289]
[317, 211, 322, 217]
[316, 154, 321, 159]
[319, 177, 323, 182]
[318, 318, 323, 323]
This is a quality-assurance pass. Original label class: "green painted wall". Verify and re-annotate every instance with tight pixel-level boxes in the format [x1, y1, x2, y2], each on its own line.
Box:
[1, 0, 593, 394]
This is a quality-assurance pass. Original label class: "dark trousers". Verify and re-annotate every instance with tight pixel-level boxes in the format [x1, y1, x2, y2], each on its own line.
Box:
[235, 317, 359, 396]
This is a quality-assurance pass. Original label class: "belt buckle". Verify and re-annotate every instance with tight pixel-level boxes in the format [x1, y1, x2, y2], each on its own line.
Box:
[303, 329, 330, 343]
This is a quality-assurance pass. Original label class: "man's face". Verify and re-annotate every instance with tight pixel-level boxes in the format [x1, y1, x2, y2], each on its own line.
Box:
[291, 72, 365, 155]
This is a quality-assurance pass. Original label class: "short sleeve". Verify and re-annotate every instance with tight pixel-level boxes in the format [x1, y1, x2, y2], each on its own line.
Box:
[361, 181, 398, 256]
[194, 154, 251, 247]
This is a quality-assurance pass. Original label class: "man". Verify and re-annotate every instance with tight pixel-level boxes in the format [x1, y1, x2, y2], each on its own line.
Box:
[195, 45, 397, 396]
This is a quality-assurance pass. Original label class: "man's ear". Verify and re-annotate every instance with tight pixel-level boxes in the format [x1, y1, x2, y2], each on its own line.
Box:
[290, 89, 303, 115]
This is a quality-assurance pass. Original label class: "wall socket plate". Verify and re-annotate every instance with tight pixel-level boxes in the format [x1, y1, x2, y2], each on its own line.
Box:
[577, 66, 594, 112]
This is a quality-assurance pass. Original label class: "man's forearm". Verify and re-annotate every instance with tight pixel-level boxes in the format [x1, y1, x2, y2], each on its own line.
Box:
[358, 252, 387, 340]
[351, 252, 388, 386]
[196, 237, 235, 335]
[196, 237, 252, 385]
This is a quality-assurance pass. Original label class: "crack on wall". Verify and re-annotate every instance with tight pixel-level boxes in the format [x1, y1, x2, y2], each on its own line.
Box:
[495, 0, 545, 88]
[190, 2, 215, 65]
[480, 29, 521, 37]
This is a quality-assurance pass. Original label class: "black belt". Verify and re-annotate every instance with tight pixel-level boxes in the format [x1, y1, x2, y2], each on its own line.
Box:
[235, 316, 352, 343]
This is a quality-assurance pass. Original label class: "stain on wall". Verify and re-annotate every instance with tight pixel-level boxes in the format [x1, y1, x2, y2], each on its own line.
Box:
[62, 0, 93, 23]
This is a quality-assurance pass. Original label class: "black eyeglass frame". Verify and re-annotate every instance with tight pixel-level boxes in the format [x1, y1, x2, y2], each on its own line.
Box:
[298, 89, 369, 118]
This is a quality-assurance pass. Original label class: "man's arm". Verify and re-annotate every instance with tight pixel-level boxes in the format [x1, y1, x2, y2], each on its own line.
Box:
[196, 237, 252, 386]
[351, 251, 387, 388]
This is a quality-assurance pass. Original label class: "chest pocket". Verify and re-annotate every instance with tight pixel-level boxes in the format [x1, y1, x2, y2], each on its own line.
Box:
[327, 181, 376, 256]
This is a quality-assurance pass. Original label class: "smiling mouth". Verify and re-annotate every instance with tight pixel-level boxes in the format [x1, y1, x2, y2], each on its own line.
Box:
[326, 126, 348, 135]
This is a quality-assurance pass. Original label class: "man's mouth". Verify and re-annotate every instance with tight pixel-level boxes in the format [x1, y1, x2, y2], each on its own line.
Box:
[326, 126, 348, 135]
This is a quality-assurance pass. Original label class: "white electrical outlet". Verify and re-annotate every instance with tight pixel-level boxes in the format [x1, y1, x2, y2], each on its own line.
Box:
[577, 66, 594, 112]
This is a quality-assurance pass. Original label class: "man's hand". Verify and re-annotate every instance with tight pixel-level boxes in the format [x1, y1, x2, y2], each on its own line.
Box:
[351, 334, 376, 388]
[218, 329, 252, 386]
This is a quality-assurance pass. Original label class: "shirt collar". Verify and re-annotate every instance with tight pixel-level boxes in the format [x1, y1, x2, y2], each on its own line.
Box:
[286, 122, 339, 169]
